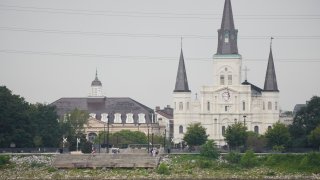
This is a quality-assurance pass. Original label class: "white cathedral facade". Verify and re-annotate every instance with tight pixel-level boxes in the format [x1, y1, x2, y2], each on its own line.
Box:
[173, 0, 280, 146]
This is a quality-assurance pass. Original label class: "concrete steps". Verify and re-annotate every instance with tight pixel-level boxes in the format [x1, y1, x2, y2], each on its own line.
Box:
[53, 154, 160, 169]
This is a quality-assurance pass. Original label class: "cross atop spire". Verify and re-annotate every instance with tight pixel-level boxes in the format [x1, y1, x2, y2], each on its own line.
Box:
[174, 48, 191, 93]
[264, 38, 279, 92]
[216, 0, 239, 55]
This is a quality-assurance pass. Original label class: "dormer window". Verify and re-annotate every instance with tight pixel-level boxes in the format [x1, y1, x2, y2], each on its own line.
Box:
[138, 113, 146, 123]
[89, 113, 96, 119]
[114, 113, 121, 123]
[101, 113, 108, 123]
[126, 113, 134, 123]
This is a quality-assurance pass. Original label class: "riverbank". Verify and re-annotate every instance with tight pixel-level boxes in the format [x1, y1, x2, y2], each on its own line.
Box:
[0, 154, 320, 179]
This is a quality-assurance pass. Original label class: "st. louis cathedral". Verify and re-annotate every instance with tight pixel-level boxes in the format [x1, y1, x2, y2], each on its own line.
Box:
[173, 0, 280, 146]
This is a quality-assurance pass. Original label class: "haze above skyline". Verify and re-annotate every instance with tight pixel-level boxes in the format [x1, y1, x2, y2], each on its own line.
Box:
[1, 0, 320, 111]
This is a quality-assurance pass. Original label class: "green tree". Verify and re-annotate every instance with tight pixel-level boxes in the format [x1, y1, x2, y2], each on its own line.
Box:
[224, 122, 247, 150]
[289, 96, 320, 148]
[308, 126, 320, 149]
[265, 122, 291, 149]
[246, 131, 266, 153]
[0, 86, 62, 148]
[183, 123, 208, 147]
[59, 108, 89, 150]
[200, 140, 220, 159]
[29, 103, 60, 147]
[0, 86, 33, 147]
[98, 130, 148, 148]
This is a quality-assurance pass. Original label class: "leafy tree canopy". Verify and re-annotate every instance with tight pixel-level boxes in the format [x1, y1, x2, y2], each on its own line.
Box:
[224, 122, 247, 150]
[183, 123, 208, 147]
[265, 122, 291, 148]
[289, 96, 320, 148]
[308, 125, 320, 149]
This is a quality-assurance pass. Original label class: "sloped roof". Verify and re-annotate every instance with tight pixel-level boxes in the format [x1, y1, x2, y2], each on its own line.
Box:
[50, 97, 154, 124]
[264, 48, 279, 92]
[242, 80, 263, 95]
[156, 107, 173, 119]
[174, 49, 191, 92]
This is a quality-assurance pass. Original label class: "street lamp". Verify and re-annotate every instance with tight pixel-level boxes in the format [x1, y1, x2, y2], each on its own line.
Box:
[147, 127, 150, 153]
[163, 129, 166, 150]
[107, 118, 110, 153]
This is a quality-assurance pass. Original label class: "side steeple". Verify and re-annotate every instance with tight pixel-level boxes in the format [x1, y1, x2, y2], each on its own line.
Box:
[264, 38, 279, 92]
[174, 48, 191, 92]
[216, 0, 238, 55]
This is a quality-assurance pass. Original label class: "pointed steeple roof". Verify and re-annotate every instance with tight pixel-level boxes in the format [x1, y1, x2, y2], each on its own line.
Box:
[216, 0, 239, 55]
[91, 69, 102, 86]
[264, 42, 279, 92]
[174, 49, 191, 92]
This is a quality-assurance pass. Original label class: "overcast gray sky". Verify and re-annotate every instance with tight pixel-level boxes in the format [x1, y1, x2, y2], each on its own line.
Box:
[0, 0, 320, 111]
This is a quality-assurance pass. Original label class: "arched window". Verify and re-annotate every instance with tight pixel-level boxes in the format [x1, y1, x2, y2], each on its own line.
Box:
[220, 75, 225, 85]
[207, 101, 210, 111]
[179, 102, 183, 111]
[275, 102, 278, 110]
[254, 126, 259, 134]
[268, 126, 272, 130]
[88, 132, 97, 143]
[242, 101, 246, 111]
[225, 106, 228, 112]
[268, 102, 272, 110]
[224, 31, 229, 43]
[228, 75, 232, 85]
[179, 125, 183, 134]
[222, 126, 226, 135]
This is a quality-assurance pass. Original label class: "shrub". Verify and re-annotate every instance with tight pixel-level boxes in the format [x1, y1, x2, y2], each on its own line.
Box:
[272, 145, 285, 153]
[0, 155, 10, 167]
[200, 140, 220, 159]
[240, 150, 258, 168]
[197, 159, 213, 169]
[300, 152, 320, 167]
[157, 163, 170, 175]
[81, 141, 92, 154]
[225, 151, 241, 164]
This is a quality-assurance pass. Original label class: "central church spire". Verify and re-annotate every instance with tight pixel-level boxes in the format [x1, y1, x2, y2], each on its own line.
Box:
[216, 0, 238, 55]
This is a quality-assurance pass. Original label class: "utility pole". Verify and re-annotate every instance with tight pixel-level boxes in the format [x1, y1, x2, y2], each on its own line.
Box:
[163, 129, 166, 150]
[147, 128, 150, 153]
[151, 133, 154, 150]
[107, 119, 110, 153]
[104, 123, 106, 149]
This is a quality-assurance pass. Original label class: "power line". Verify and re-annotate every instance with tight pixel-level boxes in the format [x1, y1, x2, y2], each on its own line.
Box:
[1, 26, 320, 40]
[0, 49, 320, 62]
[1, 5, 320, 20]
[1, 4, 320, 18]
